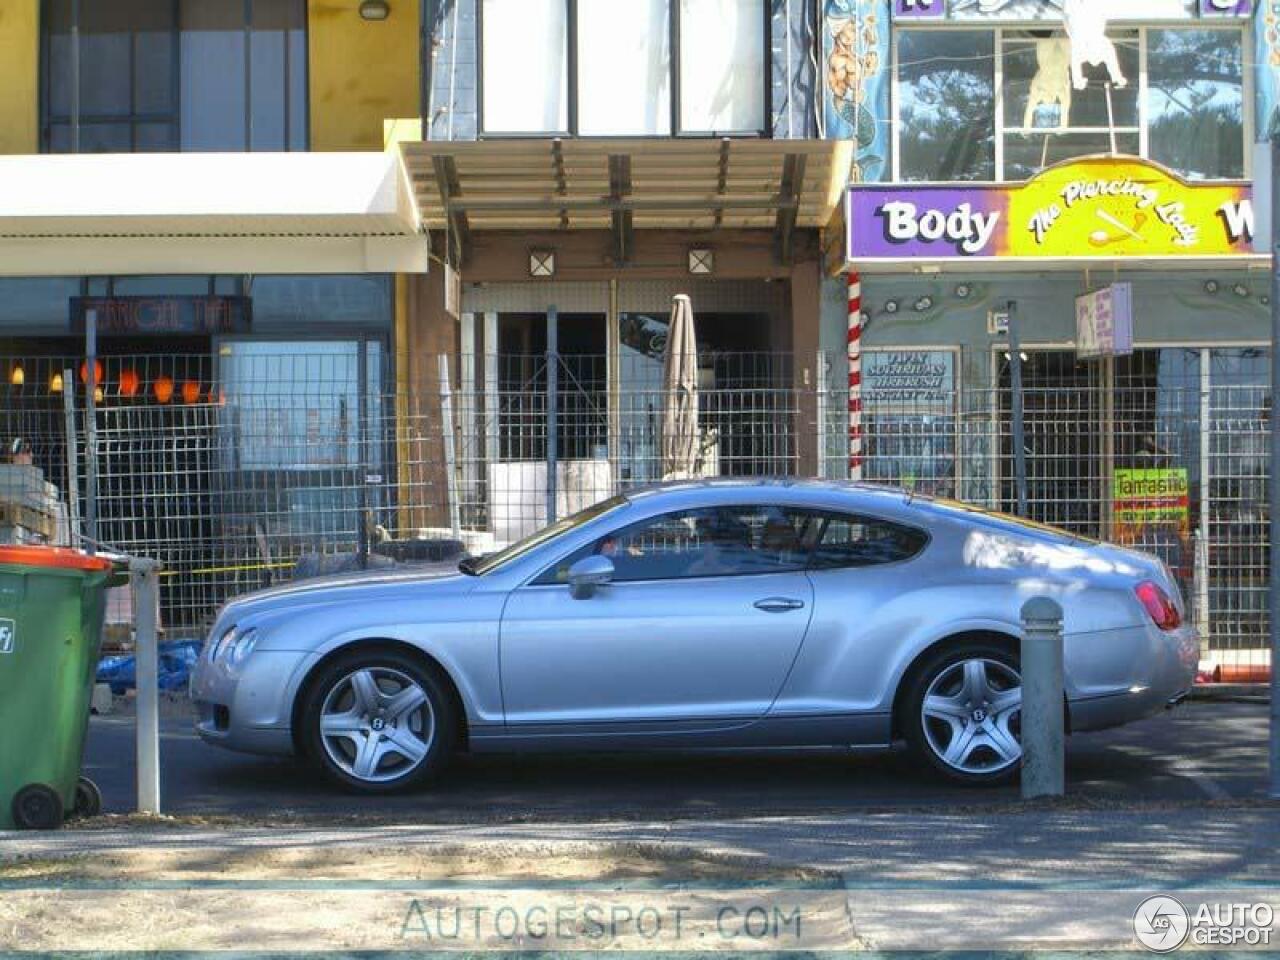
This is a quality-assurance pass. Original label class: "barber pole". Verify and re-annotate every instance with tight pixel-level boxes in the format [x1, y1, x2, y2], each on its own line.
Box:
[847, 270, 863, 479]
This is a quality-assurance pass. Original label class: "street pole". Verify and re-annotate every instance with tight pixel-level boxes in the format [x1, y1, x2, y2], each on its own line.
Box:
[546, 305, 559, 525]
[1007, 300, 1028, 517]
[1269, 135, 1279, 799]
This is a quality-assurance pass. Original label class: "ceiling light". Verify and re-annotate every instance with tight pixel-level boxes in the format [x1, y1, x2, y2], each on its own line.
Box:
[359, 0, 390, 20]
[9, 365, 24, 387]
[529, 249, 555, 278]
[688, 248, 714, 275]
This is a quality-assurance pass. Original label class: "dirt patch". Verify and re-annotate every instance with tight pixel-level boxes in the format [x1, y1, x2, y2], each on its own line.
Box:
[0, 841, 835, 886]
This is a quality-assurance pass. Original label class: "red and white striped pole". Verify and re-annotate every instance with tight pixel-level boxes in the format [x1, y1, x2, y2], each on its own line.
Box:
[847, 269, 863, 480]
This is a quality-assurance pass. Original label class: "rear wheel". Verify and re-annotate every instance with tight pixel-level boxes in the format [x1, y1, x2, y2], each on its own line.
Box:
[904, 643, 1022, 786]
[300, 648, 457, 793]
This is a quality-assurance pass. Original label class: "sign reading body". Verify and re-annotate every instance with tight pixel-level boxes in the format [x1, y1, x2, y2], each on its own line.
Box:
[846, 156, 1255, 264]
[1076, 283, 1133, 359]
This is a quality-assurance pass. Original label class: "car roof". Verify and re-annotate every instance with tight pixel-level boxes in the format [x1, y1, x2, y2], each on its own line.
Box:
[621, 477, 917, 513]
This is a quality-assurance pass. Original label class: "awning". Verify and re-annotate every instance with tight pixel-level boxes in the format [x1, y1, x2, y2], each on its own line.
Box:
[0, 152, 427, 276]
[399, 137, 852, 264]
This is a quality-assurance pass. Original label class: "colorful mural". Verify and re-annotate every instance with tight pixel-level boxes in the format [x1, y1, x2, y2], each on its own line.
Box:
[823, 0, 890, 183]
[1258, 1, 1280, 139]
[846, 155, 1255, 261]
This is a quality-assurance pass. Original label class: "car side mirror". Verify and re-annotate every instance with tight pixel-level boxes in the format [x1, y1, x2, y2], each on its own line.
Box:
[567, 555, 614, 599]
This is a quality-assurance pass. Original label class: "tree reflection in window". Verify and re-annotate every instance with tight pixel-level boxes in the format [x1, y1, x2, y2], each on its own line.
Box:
[897, 31, 995, 182]
[1147, 29, 1244, 180]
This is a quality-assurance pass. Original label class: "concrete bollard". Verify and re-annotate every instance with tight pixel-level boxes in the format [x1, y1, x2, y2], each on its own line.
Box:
[130, 558, 162, 815]
[1020, 595, 1065, 799]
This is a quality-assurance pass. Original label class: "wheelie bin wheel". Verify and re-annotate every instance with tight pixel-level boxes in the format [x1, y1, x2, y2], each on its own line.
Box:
[11, 784, 65, 830]
[72, 777, 102, 819]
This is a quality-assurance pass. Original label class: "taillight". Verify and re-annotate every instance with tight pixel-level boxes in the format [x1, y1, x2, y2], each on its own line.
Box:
[1135, 580, 1181, 631]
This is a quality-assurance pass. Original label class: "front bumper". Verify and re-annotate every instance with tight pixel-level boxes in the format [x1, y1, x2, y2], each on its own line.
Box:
[190, 649, 317, 757]
[1068, 623, 1199, 733]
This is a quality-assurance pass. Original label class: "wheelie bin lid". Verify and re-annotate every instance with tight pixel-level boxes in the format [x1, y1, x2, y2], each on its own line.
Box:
[0, 546, 114, 572]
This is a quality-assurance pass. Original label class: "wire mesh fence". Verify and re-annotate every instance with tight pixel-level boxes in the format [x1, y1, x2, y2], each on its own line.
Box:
[0, 346, 1270, 678]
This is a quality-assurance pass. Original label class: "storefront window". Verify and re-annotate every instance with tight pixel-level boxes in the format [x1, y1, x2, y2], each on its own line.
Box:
[896, 31, 994, 181]
[578, 0, 670, 135]
[479, 0, 765, 136]
[42, 0, 307, 153]
[1147, 28, 1244, 180]
[250, 276, 393, 332]
[0, 278, 82, 333]
[480, 0, 568, 134]
[677, 0, 765, 133]
[895, 25, 1244, 182]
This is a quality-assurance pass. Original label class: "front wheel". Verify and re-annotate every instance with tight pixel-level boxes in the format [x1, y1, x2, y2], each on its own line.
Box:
[300, 649, 457, 793]
[903, 644, 1022, 786]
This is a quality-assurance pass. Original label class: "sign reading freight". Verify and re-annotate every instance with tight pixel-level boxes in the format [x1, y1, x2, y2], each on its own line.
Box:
[1113, 468, 1190, 539]
[864, 350, 956, 411]
[846, 156, 1254, 264]
[1076, 283, 1133, 358]
[70, 297, 252, 335]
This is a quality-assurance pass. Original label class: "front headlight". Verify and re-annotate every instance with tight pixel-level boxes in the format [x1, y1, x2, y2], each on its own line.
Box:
[208, 626, 236, 662]
[227, 628, 259, 667]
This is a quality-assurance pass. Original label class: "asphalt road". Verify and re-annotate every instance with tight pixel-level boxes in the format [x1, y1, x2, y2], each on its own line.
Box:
[80, 699, 1271, 822]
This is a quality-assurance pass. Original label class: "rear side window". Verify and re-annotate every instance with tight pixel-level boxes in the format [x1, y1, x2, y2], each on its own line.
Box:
[809, 514, 928, 569]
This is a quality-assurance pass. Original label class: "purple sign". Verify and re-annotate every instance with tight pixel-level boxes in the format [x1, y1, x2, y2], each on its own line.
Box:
[1199, 0, 1251, 13]
[893, 0, 946, 18]
[846, 185, 1008, 260]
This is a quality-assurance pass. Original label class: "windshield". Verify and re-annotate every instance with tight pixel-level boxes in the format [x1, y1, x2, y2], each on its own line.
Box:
[461, 495, 628, 576]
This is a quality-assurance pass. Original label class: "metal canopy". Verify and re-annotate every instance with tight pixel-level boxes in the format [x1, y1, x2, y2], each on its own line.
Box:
[0, 152, 428, 276]
[400, 137, 852, 264]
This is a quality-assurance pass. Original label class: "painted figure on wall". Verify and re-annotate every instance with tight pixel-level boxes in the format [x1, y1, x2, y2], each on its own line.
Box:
[1023, 36, 1072, 128]
[1063, 0, 1126, 88]
[824, 0, 889, 182]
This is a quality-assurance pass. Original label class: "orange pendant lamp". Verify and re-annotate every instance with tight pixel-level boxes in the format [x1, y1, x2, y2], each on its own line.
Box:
[181, 380, 201, 404]
[153, 375, 175, 405]
[119, 369, 140, 399]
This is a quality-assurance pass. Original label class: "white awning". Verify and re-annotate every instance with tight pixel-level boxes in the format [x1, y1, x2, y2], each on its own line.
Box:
[0, 152, 427, 276]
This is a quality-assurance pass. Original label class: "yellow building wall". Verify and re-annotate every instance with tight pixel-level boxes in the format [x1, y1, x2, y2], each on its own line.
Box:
[0, 0, 40, 154]
[308, 0, 419, 151]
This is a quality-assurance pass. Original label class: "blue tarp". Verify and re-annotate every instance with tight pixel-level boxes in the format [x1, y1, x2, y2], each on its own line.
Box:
[96, 639, 203, 695]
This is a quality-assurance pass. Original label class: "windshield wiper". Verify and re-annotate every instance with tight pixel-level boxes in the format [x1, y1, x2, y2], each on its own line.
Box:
[457, 555, 480, 576]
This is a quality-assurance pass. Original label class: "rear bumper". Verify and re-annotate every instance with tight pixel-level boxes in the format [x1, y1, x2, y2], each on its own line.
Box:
[1068, 623, 1199, 733]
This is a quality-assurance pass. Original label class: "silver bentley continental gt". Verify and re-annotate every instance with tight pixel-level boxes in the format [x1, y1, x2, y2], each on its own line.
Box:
[191, 479, 1198, 791]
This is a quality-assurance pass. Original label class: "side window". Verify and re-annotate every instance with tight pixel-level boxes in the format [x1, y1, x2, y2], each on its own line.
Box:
[809, 514, 928, 570]
[533, 505, 819, 584]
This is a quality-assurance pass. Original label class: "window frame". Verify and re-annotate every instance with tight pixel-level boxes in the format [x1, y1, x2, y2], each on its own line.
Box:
[530, 503, 823, 586]
[476, 0, 771, 139]
[891, 22, 1250, 183]
[39, 0, 310, 154]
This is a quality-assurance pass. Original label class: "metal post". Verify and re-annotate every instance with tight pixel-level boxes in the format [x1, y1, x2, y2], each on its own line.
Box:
[61, 369, 81, 545]
[83, 310, 99, 553]
[1269, 135, 1280, 799]
[437, 355, 462, 538]
[1007, 300, 1029, 517]
[131, 558, 161, 815]
[546, 306, 559, 525]
[1196, 348, 1212, 645]
[357, 339, 370, 568]
[816, 351, 830, 480]
[1021, 596, 1065, 799]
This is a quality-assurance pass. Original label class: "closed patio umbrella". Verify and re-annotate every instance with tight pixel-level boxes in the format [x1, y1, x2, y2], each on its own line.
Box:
[661, 294, 700, 480]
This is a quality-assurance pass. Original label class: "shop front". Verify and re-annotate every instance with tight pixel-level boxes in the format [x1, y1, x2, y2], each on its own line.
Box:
[844, 153, 1269, 671]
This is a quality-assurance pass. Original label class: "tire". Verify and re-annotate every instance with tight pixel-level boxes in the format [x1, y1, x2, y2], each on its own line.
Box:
[73, 776, 103, 819]
[299, 647, 457, 794]
[903, 642, 1023, 787]
[11, 783, 65, 830]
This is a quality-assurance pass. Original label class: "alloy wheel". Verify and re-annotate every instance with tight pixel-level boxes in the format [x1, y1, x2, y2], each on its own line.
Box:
[318, 667, 436, 784]
[920, 657, 1022, 776]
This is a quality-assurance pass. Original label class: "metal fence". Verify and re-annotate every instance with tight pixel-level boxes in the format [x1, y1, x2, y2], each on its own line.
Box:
[0, 347, 1270, 677]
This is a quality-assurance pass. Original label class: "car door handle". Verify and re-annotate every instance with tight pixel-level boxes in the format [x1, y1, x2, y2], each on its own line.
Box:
[754, 597, 805, 613]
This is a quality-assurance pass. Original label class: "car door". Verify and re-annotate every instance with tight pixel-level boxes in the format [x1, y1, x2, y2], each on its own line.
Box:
[498, 504, 818, 728]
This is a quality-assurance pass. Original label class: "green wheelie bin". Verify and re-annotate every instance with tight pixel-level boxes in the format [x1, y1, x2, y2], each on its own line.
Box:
[0, 545, 116, 830]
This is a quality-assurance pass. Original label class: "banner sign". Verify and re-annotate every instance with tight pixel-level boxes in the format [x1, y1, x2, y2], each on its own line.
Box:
[846, 156, 1254, 264]
[1114, 468, 1190, 540]
[1076, 283, 1133, 359]
[864, 350, 956, 411]
[71, 296, 252, 336]
[892, 0, 1249, 20]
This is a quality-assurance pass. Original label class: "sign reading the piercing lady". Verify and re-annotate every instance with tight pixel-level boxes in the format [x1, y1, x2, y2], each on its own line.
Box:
[845, 156, 1255, 265]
